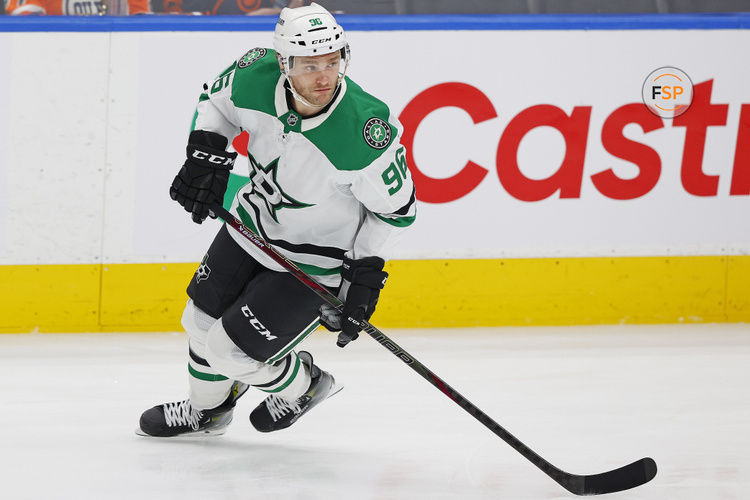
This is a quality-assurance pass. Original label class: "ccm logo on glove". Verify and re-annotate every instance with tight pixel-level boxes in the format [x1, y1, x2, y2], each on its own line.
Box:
[191, 149, 236, 167]
[170, 130, 237, 224]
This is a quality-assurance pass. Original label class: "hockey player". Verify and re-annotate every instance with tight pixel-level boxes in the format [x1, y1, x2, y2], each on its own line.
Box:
[138, 2, 416, 437]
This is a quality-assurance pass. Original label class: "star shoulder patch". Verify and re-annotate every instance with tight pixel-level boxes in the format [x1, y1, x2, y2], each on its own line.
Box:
[363, 117, 392, 150]
[238, 48, 267, 69]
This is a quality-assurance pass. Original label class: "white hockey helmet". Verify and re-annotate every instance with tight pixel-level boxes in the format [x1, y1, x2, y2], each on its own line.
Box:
[274, 3, 350, 106]
[274, 2, 349, 64]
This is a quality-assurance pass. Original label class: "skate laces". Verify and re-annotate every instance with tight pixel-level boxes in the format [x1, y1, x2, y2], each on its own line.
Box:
[163, 400, 203, 430]
[265, 394, 302, 422]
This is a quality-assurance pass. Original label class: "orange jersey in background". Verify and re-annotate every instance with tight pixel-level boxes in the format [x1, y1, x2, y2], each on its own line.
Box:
[153, 0, 302, 15]
[6, 0, 150, 15]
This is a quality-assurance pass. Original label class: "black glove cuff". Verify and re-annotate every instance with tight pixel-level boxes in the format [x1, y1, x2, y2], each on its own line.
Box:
[351, 269, 388, 290]
[341, 256, 388, 289]
[188, 130, 229, 150]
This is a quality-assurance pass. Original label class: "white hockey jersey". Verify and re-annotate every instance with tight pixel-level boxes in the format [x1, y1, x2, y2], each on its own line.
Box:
[192, 48, 416, 286]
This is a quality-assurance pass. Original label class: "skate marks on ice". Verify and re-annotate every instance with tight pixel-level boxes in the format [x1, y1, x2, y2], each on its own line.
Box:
[0, 324, 748, 499]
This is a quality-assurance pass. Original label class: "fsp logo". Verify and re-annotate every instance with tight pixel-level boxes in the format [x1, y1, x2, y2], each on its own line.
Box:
[240, 305, 278, 341]
[641, 66, 694, 118]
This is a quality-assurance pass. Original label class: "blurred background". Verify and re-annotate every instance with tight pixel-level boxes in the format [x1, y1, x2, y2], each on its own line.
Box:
[3, 0, 750, 16]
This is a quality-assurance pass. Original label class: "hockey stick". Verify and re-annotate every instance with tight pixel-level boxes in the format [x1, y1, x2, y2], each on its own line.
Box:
[210, 204, 657, 496]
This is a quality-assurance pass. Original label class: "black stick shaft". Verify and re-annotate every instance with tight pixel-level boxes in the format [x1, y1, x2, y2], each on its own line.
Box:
[210, 204, 656, 496]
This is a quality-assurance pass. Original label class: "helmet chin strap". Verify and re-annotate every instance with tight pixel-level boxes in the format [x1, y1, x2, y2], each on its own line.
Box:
[287, 78, 331, 110]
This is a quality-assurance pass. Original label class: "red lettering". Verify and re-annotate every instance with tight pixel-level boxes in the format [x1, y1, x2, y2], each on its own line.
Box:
[399, 82, 496, 203]
[672, 80, 728, 196]
[730, 104, 750, 195]
[593, 104, 664, 200]
[496, 105, 591, 202]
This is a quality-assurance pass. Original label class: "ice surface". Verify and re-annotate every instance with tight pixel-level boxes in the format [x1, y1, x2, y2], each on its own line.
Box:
[1, 324, 748, 500]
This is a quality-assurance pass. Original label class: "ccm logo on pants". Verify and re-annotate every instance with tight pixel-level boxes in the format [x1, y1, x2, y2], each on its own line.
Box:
[241, 305, 278, 341]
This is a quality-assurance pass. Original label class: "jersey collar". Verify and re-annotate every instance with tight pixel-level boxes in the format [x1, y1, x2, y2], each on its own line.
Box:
[273, 75, 347, 133]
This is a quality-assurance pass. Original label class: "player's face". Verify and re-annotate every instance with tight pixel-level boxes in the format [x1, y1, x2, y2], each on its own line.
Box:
[288, 52, 342, 108]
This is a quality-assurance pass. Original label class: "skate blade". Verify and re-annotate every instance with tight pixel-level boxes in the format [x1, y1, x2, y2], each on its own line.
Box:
[328, 380, 344, 399]
[134, 427, 228, 438]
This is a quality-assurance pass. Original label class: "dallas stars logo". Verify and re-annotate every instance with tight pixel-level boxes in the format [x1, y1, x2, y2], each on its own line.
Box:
[238, 47, 266, 68]
[363, 117, 391, 149]
[246, 153, 312, 222]
[195, 253, 211, 283]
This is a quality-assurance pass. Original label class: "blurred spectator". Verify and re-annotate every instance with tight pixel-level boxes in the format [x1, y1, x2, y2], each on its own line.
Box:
[5, 0, 150, 14]
[5, 0, 747, 16]
[108, 0, 150, 14]
[152, 0, 307, 15]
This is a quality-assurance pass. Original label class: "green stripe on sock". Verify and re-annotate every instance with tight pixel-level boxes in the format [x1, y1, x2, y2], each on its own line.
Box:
[259, 354, 301, 393]
[188, 363, 229, 382]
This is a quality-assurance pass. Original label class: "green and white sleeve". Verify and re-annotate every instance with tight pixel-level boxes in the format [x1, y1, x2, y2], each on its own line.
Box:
[191, 62, 242, 141]
[349, 139, 417, 260]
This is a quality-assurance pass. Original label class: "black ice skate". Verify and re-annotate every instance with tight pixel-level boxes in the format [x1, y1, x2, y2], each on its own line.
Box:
[250, 351, 339, 433]
[137, 381, 248, 437]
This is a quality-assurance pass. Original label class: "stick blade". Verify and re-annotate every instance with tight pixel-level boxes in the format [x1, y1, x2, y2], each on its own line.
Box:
[563, 457, 657, 496]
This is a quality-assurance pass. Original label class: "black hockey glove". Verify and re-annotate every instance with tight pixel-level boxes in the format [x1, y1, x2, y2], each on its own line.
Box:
[319, 256, 388, 348]
[170, 130, 237, 224]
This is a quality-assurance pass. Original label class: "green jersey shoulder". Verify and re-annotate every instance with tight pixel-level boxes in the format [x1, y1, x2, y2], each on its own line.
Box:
[231, 48, 280, 115]
[304, 77, 400, 172]
[199, 47, 279, 114]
